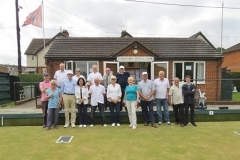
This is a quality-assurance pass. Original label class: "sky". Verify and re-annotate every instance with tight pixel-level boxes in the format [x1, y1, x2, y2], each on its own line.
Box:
[1, 0, 240, 66]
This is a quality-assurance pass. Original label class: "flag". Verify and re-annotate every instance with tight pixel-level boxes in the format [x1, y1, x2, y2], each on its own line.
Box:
[22, 5, 42, 28]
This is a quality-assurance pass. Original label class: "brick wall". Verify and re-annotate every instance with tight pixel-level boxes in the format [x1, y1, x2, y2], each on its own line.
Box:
[120, 48, 151, 56]
[222, 51, 240, 72]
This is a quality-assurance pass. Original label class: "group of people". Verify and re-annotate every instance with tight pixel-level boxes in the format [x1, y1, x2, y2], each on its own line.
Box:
[39, 63, 197, 130]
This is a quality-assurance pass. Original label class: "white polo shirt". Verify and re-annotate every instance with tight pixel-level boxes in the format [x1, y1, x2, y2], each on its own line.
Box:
[154, 78, 170, 99]
[169, 85, 184, 105]
[89, 84, 106, 106]
[107, 83, 122, 102]
[87, 72, 103, 85]
[54, 70, 67, 87]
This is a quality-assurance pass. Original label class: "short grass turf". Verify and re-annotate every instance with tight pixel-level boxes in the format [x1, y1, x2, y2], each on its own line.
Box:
[0, 122, 240, 160]
[232, 92, 240, 101]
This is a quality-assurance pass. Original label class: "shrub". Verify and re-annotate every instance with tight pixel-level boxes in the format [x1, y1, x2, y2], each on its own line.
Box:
[18, 74, 44, 96]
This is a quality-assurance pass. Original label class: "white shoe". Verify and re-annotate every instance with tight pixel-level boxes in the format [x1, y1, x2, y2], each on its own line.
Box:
[90, 124, 94, 127]
[158, 122, 162, 125]
[103, 124, 107, 127]
[83, 125, 86, 127]
[132, 126, 137, 129]
[129, 124, 133, 127]
[112, 123, 115, 126]
[71, 124, 76, 128]
[117, 123, 120, 127]
[79, 125, 83, 128]
[64, 124, 69, 128]
[166, 122, 171, 125]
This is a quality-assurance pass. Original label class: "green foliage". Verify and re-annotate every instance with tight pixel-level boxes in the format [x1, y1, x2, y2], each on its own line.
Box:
[18, 74, 43, 95]
[18, 74, 43, 86]
[227, 72, 240, 91]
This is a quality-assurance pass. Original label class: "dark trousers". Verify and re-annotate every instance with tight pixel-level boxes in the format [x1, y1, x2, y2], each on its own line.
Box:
[141, 100, 155, 124]
[120, 88, 125, 111]
[184, 103, 195, 124]
[41, 101, 48, 126]
[173, 103, 184, 124]
[47, 108, 59, 127]
[90, 103, 105, 125]
[77, 103, 87, 125]
[109, 102, 120, 124]
[104, 94, 109, 110]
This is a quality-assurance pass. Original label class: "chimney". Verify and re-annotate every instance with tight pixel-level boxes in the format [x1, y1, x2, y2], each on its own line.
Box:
[62, 30, 69, 37]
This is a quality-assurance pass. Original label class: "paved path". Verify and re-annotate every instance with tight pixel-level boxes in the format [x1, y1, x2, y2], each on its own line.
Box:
[1, 99, 240, 114]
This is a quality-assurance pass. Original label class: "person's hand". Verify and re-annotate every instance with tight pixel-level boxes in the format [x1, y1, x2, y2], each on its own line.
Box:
[57, 103, 61, 109]
[192, 89, 195, 92]
[169, 102, 172, 106]
[135, 101, 138, 107]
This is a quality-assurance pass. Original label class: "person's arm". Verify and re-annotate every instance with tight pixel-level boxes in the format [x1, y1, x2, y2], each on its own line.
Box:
[83, 88, 89, 100]
[168, 87, 173, 105]
[99, 73, 103, 84]
[39, 82, 47, 93]
[107, 85, 112, 101]
[136, 90, 139, 106]
[57, 92, 62, 108]
[102, 85, 106, 95]
[45, 89, 53, 100]
[118, 85, 122, 101]
[61, 80, 64, 94]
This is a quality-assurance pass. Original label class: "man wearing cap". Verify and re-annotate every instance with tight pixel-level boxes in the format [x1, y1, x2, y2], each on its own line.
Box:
[87, 64, 103, 85]
[61, 70, 77, 128]
[73, 68, 85, 82]
[54, 63, 67, 88]
[138, 72, 157, 128]
[102, 68, 112, 110]
[116, 65, 130, 111]
[39, 72, 51, 128]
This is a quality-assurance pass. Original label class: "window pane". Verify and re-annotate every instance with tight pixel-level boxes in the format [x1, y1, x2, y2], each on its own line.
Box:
[196, 63, 204, 81]
[184, 62, 194, 82]
[174, 63, 182, 80]
[76, 62, 87, 79]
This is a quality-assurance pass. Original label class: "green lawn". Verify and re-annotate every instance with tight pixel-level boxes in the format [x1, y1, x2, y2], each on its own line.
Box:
[0, 122, 240, 160]
[0, 101, 15, 109]
[232, 92, 240, 101]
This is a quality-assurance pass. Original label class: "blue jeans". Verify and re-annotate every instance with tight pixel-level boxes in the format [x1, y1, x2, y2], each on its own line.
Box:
[156, 98, 170, 123]
[90, 103, 105, 125]
[140, 100, 155, 124]
[109, 102, 120, 124]
[47, 108, 59, 127]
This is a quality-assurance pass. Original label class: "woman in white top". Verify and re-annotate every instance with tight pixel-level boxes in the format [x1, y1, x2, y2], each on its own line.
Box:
[73, 68, 85, 82]
[75, 77, 89, 127]
[107, 75, 122, 126]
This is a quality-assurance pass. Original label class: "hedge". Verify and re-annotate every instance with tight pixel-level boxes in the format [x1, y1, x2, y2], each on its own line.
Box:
[18, 74, 44, 96]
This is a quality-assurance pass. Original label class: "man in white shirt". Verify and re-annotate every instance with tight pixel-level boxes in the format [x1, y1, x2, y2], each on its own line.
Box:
[54, 63, 67, 88]
[87, 64, 103, 85]
[89, 77, 107, 127]
[169, 77, 184, 127]
[154, 71, 171, 125]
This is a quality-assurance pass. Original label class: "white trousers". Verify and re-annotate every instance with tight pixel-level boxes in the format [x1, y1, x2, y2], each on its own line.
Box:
[126, 101, 137, 127]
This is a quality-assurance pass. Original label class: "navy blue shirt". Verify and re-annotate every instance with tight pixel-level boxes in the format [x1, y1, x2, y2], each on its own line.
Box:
[116, 72, 130, 89]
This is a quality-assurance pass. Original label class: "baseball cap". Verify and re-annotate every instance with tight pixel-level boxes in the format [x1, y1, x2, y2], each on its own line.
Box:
[67, 70, 74, 75]
[75, 68, 81, 72]
[120, 65, 124, 69]
[142, 72, 148, 75]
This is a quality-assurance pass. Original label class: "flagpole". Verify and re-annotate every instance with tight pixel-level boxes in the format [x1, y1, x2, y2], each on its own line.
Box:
[220, 1, 224, 54]
[15, 0, 22, 74]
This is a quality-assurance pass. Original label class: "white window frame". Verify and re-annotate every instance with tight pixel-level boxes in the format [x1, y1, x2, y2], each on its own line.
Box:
[151, 61, 169, 80]
[172, 61, 206, 84]
[65, 60, 73, 70]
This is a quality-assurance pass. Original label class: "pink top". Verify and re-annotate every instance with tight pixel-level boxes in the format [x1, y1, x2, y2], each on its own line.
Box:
[39, 81, 51, 101]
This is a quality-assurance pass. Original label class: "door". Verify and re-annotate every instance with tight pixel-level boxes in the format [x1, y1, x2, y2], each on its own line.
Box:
[103, 61, 119, 76]
[151, 62, 168, 80]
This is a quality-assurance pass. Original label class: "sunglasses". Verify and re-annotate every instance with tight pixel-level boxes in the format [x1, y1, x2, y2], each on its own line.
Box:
[111, 79, 116, 80]
[51, 84, 56, 85]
